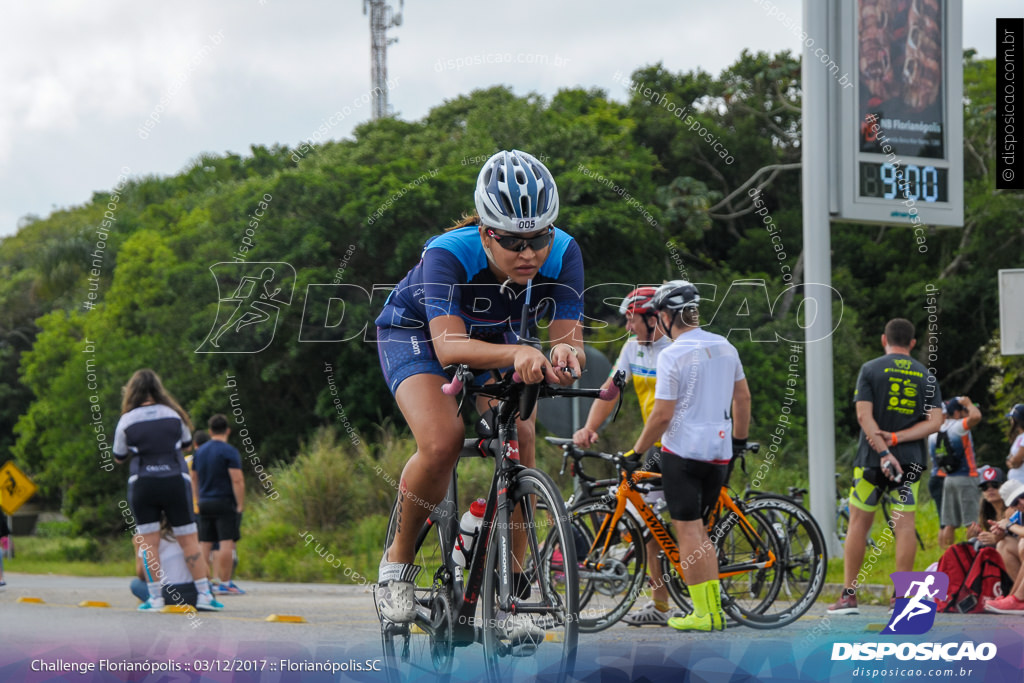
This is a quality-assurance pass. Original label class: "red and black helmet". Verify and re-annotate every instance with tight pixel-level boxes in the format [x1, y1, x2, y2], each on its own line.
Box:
[618, 287, 658, 316]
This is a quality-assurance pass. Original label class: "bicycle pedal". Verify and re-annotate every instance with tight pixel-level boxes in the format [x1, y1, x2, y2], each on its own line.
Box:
[381, 620, 410, 636]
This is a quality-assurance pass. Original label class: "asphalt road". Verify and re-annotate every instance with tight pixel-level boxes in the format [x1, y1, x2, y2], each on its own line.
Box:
[1, 573, 1021, 681]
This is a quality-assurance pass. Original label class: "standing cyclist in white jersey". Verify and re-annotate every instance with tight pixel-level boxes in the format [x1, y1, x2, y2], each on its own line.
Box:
[573, 286, 679, 625]
[623, 280, 751, 632]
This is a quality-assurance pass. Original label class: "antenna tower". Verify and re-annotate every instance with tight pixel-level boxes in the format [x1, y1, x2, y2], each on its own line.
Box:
[363, 0, 403, 120]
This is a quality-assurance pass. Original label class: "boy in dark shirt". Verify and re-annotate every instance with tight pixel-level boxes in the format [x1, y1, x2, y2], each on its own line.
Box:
[191, 414, 246, 595]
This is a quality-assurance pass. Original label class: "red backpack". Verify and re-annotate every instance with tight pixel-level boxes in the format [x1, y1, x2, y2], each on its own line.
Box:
[936, 542, 1013, 613]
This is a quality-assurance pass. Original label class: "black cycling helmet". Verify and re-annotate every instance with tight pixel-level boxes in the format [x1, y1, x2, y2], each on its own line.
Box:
[1008, 404, 1024, 426]
[652, 280, 700, 313]
[652, 280, 700, 338]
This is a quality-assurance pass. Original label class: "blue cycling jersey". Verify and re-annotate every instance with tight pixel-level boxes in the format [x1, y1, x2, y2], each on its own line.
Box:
[374, 226, 584, 340]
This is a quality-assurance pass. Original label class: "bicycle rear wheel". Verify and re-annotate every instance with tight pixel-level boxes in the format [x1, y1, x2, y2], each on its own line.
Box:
[481, 468, 578, 683]
[379, 498, 455, 683]
[742, 495, 827, 628]
[566, 500, 647, 632]
[711, 506, 785, 627]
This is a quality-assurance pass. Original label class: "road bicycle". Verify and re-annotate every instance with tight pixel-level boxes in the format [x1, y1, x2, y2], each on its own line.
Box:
[377, 366, 624, 682]
[545, 438, 826, 631]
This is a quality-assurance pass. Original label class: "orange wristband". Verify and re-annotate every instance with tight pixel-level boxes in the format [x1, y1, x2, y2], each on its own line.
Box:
[891, 432, 898, 446]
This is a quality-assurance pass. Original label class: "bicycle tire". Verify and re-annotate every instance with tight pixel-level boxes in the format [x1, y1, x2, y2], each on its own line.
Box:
[380, 498, 455, 683]
[740, 495, 828, 628]
[711, 506, 785, 627]
[657, 549, 694, 616]
[565, 500, 647, 632]
[481, 468, 578, 683]
[836, 501, 850, 542]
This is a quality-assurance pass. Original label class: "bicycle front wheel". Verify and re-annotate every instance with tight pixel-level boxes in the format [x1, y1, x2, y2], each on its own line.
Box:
[379, 498, 454, 683]
[742, 495, 827, 628]
[481, 468, 578, 683]
[568, 500, 647, 632]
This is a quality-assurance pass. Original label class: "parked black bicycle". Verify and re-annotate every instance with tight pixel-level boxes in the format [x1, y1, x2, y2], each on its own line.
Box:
[835, 473, 925, 551]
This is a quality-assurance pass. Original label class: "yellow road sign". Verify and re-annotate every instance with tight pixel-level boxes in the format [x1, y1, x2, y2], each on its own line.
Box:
[0, 461, 38, 515]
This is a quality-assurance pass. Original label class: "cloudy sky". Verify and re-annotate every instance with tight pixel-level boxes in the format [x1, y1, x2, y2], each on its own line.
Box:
[0, 0, 1016, 238]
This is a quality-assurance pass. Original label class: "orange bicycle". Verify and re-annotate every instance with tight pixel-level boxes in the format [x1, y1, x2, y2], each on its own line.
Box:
[546, 438, 824, 631]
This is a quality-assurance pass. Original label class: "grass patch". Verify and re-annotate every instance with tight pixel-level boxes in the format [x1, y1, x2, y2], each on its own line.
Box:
[824, 496, 946, 589]
[4, 535, 133, 576]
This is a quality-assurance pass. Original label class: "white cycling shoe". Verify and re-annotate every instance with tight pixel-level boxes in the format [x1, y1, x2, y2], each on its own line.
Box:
[375, 559, 422, 623]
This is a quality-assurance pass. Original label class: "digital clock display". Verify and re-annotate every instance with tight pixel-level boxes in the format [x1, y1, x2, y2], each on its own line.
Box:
[858, 162, 948, 203]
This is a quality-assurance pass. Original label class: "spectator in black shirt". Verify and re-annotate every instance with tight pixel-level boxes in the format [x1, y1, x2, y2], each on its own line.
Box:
[828, 319, 943, 615]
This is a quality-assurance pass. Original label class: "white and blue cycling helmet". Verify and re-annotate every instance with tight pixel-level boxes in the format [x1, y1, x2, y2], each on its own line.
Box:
[474, 150, 559, 233]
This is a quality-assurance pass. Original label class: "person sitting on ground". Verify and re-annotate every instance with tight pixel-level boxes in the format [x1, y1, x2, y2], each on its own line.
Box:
[983, 480, 1024, 613]
[130, 516, 198, 607]
[968, 466, 1008, 549]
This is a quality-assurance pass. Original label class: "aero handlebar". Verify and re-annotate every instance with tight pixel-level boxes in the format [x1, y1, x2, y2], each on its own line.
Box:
[442, 367, 624, 402]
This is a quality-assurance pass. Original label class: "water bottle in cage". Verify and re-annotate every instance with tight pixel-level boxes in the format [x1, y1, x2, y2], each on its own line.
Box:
[451, 499, 486, 567]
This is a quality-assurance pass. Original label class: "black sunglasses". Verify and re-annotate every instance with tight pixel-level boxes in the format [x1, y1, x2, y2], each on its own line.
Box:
[980, 482, 1000, 491]
[486, 227, 553, 252]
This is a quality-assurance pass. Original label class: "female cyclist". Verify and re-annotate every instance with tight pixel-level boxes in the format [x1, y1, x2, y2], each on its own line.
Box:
[373, 150, 585, 626]
[113, 369, 222, 612]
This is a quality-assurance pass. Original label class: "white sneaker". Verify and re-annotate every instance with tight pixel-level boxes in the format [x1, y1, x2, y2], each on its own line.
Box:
[623, 600, 682, 626]
[375, 559, 422, 623]
[138, 596, 165, 612]
[196, 592, 224, 612]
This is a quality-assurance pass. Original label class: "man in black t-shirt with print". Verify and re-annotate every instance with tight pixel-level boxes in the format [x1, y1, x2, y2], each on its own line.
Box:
[191, 414, 246, 595]
[829, 318, 943, 615]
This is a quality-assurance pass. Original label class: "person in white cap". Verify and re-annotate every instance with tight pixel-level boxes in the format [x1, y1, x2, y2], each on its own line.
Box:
[983, 479, 1024, 613]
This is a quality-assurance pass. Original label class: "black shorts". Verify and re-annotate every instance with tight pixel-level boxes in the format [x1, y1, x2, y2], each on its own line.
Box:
[198, 498, 241, 543]
[661, 455, 729, 522]
[129, 475, 195, 530]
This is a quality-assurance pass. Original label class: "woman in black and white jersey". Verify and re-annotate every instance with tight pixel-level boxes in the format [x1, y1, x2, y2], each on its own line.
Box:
[113, 369, 223, 612]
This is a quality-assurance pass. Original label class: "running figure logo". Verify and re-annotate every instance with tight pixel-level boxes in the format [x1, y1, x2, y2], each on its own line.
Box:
[196, 262, 296, 353]
[882, 571, 949, 635]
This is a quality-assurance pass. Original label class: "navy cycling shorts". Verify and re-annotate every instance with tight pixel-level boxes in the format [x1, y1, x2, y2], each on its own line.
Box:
[376, 326, 514, 395]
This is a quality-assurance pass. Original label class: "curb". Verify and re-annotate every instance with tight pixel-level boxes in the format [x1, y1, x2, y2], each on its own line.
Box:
[823, 583, 890, 600]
